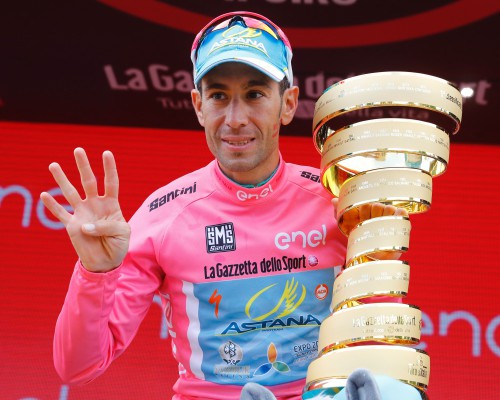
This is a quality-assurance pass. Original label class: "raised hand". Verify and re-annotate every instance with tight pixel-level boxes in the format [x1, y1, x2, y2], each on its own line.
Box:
[40, 148, 131, 272]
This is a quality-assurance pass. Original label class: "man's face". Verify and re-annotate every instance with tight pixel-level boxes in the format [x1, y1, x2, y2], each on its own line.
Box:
[191, 63, 298, 185]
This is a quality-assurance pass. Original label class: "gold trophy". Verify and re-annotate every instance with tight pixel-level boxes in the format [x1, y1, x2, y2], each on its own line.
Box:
[303, 72, 463, 399]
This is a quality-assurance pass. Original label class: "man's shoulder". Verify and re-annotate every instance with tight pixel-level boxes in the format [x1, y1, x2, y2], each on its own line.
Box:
[143, 161, 215, 213]
[284, 162, 326, 195]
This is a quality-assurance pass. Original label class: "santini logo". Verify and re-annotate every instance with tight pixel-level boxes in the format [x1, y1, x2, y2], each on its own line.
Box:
[149, 182, 196, 212]
[206, 222, 236, 253]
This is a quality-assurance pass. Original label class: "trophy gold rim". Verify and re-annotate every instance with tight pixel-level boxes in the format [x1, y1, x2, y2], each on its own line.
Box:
[338, 199, 429, 237]
[312, 71, 463, 152]
[305, 345, 430, 391]
[313, 101, 461, 153]
[319, 119, 450, 197]
[333, 291, 408, 312]
[345, 216, 411, 266]
[336, 168, 432, 235]
[332, 260, 410, 311]
[318, 303, 422, 354]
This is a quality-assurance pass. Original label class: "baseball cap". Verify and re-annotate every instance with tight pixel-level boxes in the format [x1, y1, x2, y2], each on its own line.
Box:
[191, 11, 293, 86]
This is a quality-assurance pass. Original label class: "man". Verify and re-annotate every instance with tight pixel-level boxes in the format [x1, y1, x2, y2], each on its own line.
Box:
[41, 12, 406, 399]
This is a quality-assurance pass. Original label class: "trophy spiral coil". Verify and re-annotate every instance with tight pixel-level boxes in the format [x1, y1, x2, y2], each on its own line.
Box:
[304, 72, 463, 399]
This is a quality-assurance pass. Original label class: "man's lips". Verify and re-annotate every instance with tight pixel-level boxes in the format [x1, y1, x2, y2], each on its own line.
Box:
[222, 138, 255, 147]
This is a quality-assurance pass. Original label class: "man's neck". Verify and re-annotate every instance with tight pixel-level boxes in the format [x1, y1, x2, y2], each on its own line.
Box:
[220, 162, 280, 188]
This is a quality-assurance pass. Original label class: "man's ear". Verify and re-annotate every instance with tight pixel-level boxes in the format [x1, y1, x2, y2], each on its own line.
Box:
[191, 88, 205, 127]
[280, 86, 299, 126]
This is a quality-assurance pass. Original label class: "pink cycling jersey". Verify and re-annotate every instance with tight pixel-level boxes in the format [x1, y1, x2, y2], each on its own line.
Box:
[53, 155, 347, 399]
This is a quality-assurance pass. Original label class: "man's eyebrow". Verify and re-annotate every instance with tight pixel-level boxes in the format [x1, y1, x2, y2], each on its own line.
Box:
[203, 82, 228, 91]
[245, 79, 272, 89]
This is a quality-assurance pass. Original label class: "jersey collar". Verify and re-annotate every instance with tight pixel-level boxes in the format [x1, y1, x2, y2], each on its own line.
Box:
[213, 153, 286, 203]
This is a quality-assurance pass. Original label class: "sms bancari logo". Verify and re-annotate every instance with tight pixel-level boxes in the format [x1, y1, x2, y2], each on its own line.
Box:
[206, 223, 236, 253]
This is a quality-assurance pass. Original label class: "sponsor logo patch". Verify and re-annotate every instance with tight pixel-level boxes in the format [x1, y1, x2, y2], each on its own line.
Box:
[206, 222, 236, 253]
[219, 340, 243, 365]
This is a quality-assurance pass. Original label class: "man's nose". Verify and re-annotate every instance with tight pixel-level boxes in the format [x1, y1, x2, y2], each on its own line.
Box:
[225, 98, 248, 128]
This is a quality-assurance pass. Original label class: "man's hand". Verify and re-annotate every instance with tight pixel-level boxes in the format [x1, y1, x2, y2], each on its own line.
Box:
[332, 198, 409, 261]
[40, 148, 130, 272]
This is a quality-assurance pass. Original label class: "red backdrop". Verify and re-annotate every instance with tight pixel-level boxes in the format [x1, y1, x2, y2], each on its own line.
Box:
[1, 121, 499, 399]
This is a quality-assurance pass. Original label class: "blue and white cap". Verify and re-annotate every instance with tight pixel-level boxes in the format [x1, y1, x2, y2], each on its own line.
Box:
[191, 12, 293, 86]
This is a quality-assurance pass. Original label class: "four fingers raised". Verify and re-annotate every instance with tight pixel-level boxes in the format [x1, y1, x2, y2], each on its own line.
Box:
[41, 148, 121, 224]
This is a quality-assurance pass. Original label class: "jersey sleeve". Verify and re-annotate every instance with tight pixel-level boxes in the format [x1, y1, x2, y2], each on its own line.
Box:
[53, 204, 165, 384]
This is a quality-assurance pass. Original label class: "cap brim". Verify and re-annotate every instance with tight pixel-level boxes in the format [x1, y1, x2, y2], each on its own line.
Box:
[194, 49, 286, 85]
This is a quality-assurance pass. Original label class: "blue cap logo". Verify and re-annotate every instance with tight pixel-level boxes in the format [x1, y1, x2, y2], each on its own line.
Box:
[208, 26, 269, 57]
